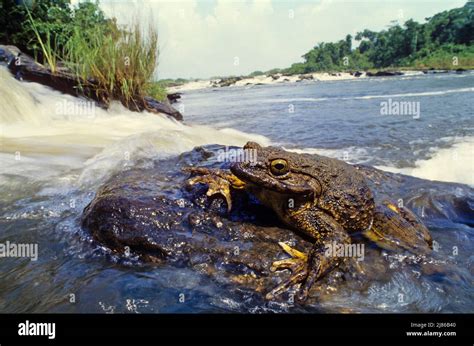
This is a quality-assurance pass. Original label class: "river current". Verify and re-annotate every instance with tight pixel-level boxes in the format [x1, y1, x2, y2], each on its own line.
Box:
[0, 67, 472, 312]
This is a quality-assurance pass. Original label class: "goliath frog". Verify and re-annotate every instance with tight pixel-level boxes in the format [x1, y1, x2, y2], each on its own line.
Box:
[186, 142, 433, 301]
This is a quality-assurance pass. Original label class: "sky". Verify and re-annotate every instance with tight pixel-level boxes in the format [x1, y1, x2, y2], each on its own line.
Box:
[93, 0, 468, 79]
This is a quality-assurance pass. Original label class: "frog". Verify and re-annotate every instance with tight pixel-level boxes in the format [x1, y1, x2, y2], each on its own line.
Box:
[185, 142, 433, 301]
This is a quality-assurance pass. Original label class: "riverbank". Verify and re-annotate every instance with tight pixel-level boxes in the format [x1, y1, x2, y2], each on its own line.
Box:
[0, 44, 183, 121]
[167, 68, 469, 93]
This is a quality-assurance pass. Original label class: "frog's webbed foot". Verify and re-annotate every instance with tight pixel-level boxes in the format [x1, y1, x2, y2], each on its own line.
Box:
[184, 167, 246, 211]
[266, 242, 308, 300]
[266, 242, 332, 302]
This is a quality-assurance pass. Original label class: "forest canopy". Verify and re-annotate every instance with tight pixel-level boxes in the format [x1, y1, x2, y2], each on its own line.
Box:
[281, 1, 474, 74]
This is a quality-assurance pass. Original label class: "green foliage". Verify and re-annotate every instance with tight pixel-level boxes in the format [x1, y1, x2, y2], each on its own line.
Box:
[0, 0, 166, 106]
[63, 20, 160, 108]
[158, 78, 191, 87]
[290, 2, 473, 73]
[144, 82, 169, 101]
[24, 5, 62, 73]
[248, 70, 264, 77]
[409, 44, 474, 69]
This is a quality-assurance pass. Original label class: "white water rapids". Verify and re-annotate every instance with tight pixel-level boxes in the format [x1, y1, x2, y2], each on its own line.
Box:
[0, 67, 270, 189]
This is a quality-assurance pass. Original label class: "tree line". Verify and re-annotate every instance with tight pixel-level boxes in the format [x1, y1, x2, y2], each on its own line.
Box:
[282, 1, 474, 74]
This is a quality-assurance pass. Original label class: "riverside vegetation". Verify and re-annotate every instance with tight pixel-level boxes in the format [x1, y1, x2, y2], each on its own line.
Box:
[269, 1, 474, 75]
[163, 1, 473, 87]
[0, 0, 167, 108]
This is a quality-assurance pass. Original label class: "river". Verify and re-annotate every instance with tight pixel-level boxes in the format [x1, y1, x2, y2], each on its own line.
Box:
[0, 67, 473, 312]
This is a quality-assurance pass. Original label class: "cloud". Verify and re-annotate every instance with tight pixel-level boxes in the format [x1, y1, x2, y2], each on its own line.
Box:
[99, 0, 467, 79]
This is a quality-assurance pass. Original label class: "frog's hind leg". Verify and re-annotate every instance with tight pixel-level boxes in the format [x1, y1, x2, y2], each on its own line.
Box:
[363, 201, 432, 254]
[266, 210, 350, 301]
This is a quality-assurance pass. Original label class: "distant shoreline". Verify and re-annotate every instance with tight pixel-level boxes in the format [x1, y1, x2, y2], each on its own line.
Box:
[167, 68, 470, 93]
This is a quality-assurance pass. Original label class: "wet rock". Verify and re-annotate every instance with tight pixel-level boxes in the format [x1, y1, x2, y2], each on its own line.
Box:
[216, 76, 243, 87]
[167, 92, 182, 103]
[270, 74, 281, 80]
[422, 69, 449, 74]
[366, 70, 404, 77]
[298, 73, 314, 81]
[143, 97, 183, 121]
[81, 145, 474, 303]
[82, 148, 310, 297]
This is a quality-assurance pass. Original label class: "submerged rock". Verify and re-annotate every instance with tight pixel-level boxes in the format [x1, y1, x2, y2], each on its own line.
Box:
[81, 145, 474, 305]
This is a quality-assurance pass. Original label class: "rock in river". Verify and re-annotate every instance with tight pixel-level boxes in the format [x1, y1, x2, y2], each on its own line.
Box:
[81, 145, 473, 305]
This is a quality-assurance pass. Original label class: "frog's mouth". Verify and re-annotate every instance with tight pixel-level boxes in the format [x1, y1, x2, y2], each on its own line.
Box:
[231, 162, 314, 195]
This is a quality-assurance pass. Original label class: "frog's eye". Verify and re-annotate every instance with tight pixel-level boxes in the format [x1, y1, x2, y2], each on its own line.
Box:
[270, 159, 289, 176]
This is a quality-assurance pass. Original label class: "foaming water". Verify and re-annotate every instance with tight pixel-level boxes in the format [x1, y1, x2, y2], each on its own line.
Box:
[377, 136, 474, 186]
[0, 67, 269, 188]
[1, 66, 473, 313]
[286, 137, 474, 186]
[182, 71, 474, 186]
[264, 87, 474, 103]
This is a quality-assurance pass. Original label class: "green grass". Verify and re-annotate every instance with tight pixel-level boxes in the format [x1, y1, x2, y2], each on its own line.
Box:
[25, 4, 166, 108]
[25, 6, 59, 74]
[143, 82, 167, 101]
[62, 20, 161, 108]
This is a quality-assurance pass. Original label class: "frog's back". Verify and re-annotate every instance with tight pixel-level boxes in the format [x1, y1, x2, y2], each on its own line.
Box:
[298, 153, 375, 232]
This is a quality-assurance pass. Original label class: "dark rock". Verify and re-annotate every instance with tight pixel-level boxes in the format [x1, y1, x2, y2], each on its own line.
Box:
[82, 146, 311, 297]
[352, 71, 363, 77]
[0, 45, 17, 63]
[422, 69, 449, 74]
[143, 97, 183, 121]
[167, 92, 181, 103]
[366, 70, 403, 77]
[81, 144, 473, 303]
[6, 48, 107, 106]
[298, 74, 314, 80]
[215, 76, 243, 87]
[270, 74, 280, 80]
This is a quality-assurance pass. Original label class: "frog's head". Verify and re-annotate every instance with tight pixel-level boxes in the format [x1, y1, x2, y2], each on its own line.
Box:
[230, 142, 322, 199]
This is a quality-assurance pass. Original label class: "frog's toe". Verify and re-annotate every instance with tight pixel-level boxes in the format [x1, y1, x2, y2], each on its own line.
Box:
[266, 242, 310, 300]
[297, 253, 332, 301]
[270, 242, 308, 272]
[265, 265, 309, 300]
[185, 172, 233, 211]
[277, 242, 307, 260]
[270, 257, 305, 272]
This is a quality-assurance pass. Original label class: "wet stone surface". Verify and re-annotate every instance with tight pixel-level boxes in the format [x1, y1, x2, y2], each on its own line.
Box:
[81, 144, 474, 306]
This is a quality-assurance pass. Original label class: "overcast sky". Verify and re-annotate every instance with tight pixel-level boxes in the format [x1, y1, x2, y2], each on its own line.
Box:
[96, 0, 467, 79]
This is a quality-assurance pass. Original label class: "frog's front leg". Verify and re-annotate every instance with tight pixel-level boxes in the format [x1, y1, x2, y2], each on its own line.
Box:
[266, 209, 350, 301]
[184, 167, 246, 211]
